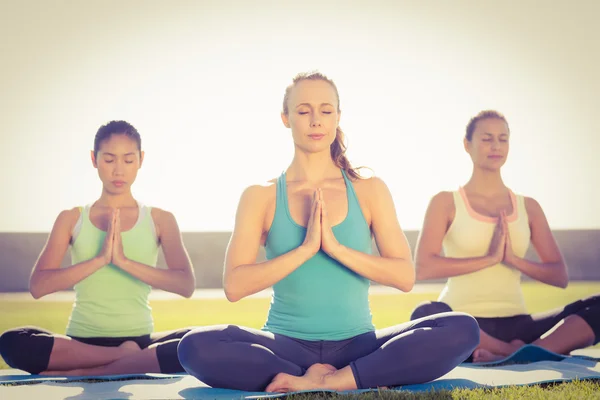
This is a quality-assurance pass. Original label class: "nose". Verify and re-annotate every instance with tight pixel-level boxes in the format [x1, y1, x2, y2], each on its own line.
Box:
[113, 161, 125, 176]
[310, 114, 322, 127]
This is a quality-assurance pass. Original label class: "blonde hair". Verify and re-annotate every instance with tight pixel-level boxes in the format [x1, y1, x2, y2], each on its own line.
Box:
[282, 71, 365, 180]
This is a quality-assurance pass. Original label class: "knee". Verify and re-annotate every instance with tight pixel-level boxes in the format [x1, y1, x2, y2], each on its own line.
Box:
[410, 301, 453, 321]
[0, 329, 23, 368]
[576, 306, 600, 344]
[177, 325, 232, 371]
[0, 328, 44, 372]
[446, 312, 481, 352]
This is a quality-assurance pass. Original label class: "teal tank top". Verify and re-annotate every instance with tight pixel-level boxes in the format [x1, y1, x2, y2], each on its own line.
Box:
[263, 170, 375, 340]
[65, 203, 159, 337]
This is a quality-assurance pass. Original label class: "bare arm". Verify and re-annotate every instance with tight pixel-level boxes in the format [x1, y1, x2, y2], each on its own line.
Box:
[113, 209, 196, 297]
[29, 208, 107, 299]
[415, 192, 503, 280]
[503, 197, 568, 288]
[223, 185, 319, 302]
[323, 178, 415, 292]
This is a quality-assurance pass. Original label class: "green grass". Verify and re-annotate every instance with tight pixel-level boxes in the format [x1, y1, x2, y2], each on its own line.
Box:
[1, 282, 599, 398]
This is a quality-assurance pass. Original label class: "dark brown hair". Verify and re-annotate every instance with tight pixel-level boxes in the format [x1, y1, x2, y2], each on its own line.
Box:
[94, 120, 141, 158]
[465, 110, 509, 141]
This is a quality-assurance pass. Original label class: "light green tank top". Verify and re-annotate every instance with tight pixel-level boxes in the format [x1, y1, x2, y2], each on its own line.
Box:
[65, 203, 159, 337]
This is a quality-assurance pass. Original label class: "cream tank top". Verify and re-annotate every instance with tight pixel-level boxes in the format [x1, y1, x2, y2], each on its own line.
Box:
[438, 188, 531, 317]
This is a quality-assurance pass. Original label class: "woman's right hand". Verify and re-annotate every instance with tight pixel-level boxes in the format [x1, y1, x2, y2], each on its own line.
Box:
[487, 211, 506, 264]
[99, 209, 116, 265]
[301, 190, 322, 255]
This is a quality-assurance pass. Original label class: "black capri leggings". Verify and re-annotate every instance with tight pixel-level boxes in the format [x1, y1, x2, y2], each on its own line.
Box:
[410, 294, 600, 345]
[0, 326, 192, 374]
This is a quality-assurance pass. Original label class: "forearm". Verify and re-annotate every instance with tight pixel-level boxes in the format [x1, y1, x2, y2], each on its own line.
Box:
[224, 246, 314, 302]
[30, 257, 105, 299]
[416, 254, 498, 280]
[118, 259, 196, 297]
[505, 255, 568, 288]
[328, 245, 415, 291]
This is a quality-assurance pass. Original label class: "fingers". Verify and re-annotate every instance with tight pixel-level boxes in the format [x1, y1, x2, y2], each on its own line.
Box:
[108, 209, 116, 233]
[315, 199, 322, 227]
[313, 189, 322, 227]
[321, 195, 329, 227]
[115, 209, 121, 234]
[308, 190, 318, 227]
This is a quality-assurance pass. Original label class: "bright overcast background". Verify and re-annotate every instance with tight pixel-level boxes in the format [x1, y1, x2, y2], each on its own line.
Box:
[1, 0, 598, 232]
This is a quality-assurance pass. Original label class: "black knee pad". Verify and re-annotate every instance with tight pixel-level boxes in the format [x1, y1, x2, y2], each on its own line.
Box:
[577, 306, 600, 345]
[410, 301, 453, 321]
[156, 339, 184, 373]
[0, 328, 54, 374]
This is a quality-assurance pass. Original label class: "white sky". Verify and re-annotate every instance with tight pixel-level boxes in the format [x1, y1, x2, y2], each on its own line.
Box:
[1, 0, 598, 232]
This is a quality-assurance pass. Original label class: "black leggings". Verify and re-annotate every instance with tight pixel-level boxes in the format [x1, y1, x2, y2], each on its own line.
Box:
[410, 294, 600, 345]
[177, 312, 479, 391]
[0, 326, 192, 374]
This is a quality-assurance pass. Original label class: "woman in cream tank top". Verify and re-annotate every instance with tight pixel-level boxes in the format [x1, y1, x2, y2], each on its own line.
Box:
[410, 110, 600, 362]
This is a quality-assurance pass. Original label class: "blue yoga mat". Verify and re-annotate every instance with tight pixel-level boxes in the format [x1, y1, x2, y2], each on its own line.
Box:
[1, 345, 599, 400]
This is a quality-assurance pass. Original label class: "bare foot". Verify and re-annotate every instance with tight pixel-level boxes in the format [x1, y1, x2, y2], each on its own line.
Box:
[510, 339, 526, 352]
[40, 368, 85, 376]
[40, 342, 140, 376]
[472, 348, 505, 363]
[265, 363, 337, 393]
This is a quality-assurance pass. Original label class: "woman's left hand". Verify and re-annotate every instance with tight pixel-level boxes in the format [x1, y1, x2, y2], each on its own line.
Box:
[320, 189, 342, 258]
[502, 210, 517, 266]
[112, 209, 129, 267]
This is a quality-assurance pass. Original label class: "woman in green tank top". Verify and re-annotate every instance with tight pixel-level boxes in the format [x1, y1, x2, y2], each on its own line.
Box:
[0, 121, 196, 376]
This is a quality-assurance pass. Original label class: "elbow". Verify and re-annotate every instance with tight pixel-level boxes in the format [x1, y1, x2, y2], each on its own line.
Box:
[177, 271, 196, 298]
[415, 260, 432, 281]
[393, 264, 416, 292]
[553, 265, 569, 289]
[396, 279, 415, 293]
[180, 284, 195, 299]
[224, 287, 242, 303]
[557, 272, 569, 289]
[558, 280, 569, 289]
[223, 279, 243, 303]
[29, 283, 44, 300]
[184, 275, 196, 298]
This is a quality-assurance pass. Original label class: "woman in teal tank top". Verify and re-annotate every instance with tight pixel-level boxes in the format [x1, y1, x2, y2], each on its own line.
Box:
[0, 121, 196, 376]
[178, 72, 479, 392]
[410, 110, 600, 363]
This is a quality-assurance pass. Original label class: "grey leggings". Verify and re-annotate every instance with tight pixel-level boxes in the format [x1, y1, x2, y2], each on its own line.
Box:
[177, 312, 479, 391]
[410, 294, 600, 346]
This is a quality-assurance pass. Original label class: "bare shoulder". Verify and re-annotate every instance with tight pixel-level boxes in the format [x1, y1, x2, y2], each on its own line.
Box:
[523, 196, 545, 218]
[150, 207, 176, 224]
[429, 191, 454, 209]
[239, 180, 277, 205]
[353, 176, 390, 197]
[56, 206, 82, 229]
